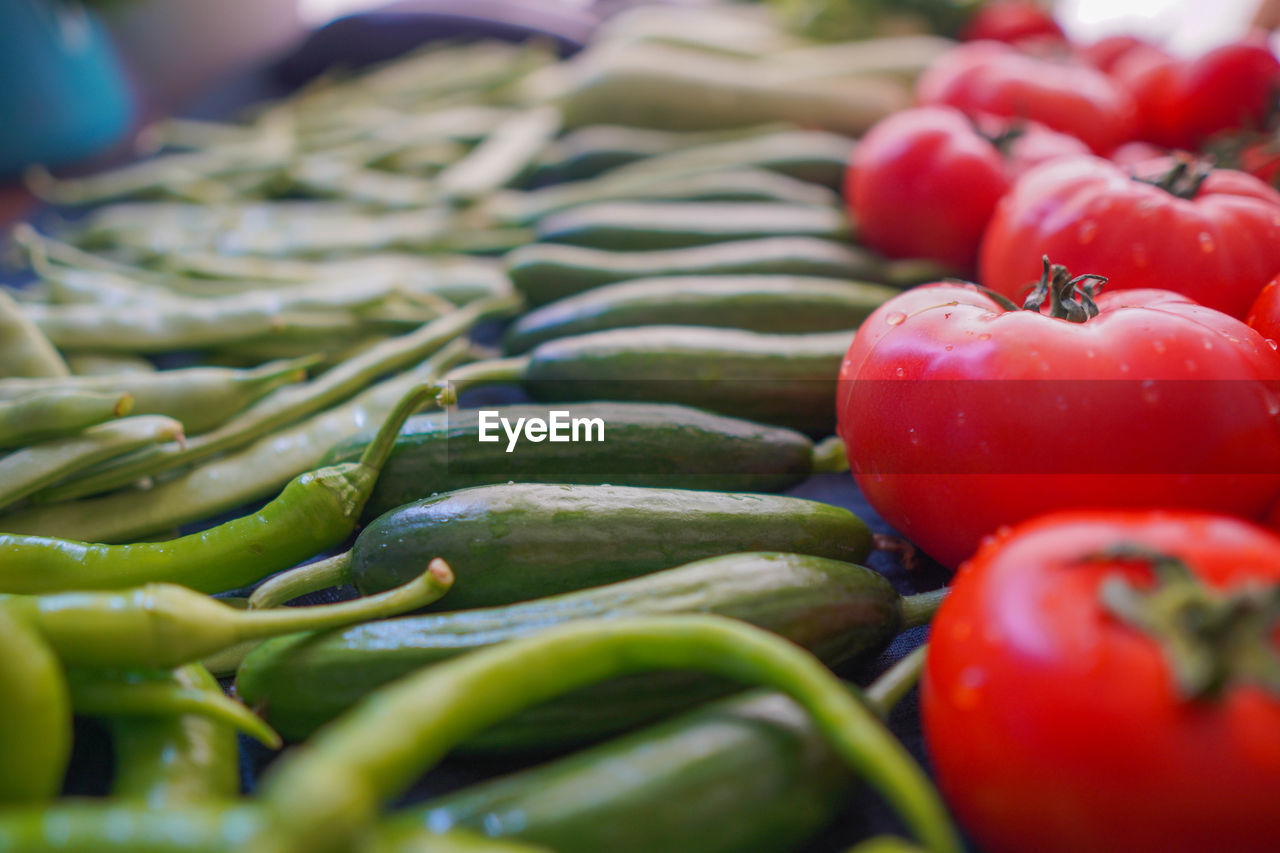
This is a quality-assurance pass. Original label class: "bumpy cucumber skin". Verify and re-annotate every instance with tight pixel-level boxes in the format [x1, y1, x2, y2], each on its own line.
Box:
[522, 325, 852, 435]
[534, 202, 850, 251]
[238, 552, 896, 747]
[403, 690, 852, 853]
[502, 275, 897, 353]
[322, 402, 814, 520]
[505, 237, 884, 306]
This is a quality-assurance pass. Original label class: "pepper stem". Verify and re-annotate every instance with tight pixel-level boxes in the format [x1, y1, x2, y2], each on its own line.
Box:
[900, 588, 949, 629]
[249, 550, 354, 610]
[356, 383, 444, 474]
[437, 356, 531, 405]
[1087, 543, 1280, 700]
[812, 436, 850, 473]
[864, 644, 928, 717]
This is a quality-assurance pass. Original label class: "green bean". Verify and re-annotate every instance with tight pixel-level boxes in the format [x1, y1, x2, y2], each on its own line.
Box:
[65, 669, 280, 747]
[1, 559, 453, 663]
[437, 107, 561, 203]
[372, 826, 551, 853]
[488, 167, 840, 226]
[247, 616, 961, 853]
[0, 390, 132, 448]
[0, 357, 311, 434]
[0, 341, 471, 544]
[0, 803, 260, 853]
[0, 379, 454, 591]
[66, 353, 157, 375]
[375, 139, 469, 175]
[0, 290, 69, 377]
[0, 415, 183, 510]
[0, 607, 69, 804]
[36, 297, 516, 503]
[287, 158, 439, 208]
[108, 664, 241, 807]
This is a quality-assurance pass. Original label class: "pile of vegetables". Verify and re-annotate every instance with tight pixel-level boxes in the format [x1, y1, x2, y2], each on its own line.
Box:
[0, 1, 1278, 851]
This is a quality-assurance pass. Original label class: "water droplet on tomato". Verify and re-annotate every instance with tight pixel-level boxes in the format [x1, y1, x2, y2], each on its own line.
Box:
[952, 666, 987, 710]
[1141, 378, 1159, 404]
[1152, 340, 1166, 354]
[1268, 339, 1279, 351]
[977, 333, 991, 341]
[944, 344, 953, 351]
[956, 410, 966, 425]
[1078, 221, 1098, 244]
[885, 312, 906, 326]
[1085, 348, 1096, 359]
[995, 525, 1012, 538]
[908, 427, 919, 445]
[895, 367, 905, 377]
[1203, 340, 1214, 350]
[1132, 244, 1149, 267]
[1184, 359, 1197, 372]
[1119, 362, 1130, 373]
[1197, 232, 1215, 253]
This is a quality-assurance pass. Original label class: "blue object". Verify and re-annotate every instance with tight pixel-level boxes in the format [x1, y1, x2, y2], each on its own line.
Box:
[0, 0, 134, 177]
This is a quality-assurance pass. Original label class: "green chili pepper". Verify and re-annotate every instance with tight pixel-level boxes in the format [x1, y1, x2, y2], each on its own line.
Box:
[0, 290, 69, 378]
[0, 802, 260, 853]
[0, 357, 311, 435]
[108, 664, 242, 807]
[248, 615, 961, 853]
[0, 416, 183, 511]
[0, 607, 69, 805]
[0, 390, 132, 448]
[0, 382, 447, 593]
[0, 342, 472, 543]
[35, 297, 517, 504]
[65, 668, 280, 747]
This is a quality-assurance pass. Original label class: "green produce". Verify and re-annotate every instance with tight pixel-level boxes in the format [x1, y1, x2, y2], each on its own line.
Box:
[0, 607, 68, 803]
[535, 201, 850, 250]
[0, 290, 69, 378]
[246, 616, 961, 853]
[0, 390, 132, 448]
[506, 238, 884, 306]
[321, 402, 818, 520]
[600, 128, 856, 186]
[448, 326, 853, 435]
[238, 552, 938, 747]
[502, 274, 897, 352]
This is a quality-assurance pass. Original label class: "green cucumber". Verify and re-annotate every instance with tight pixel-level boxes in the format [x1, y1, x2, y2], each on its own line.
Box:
[400, 690, 851, 853]
[349, 482, 871, 601]
[238, 551, 911, 747]
[323, 402, 815, 521]
[534, 201, 850, 251]
[502, 275, 897, 353]
[490, 168, 840, 228]
[506, 238, 884, 306]
[453, 326, 852, 435]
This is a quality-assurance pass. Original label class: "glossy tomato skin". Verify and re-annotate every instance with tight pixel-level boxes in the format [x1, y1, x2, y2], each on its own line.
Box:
[980, 155, 1280, 318]
[958, 1, 1064, 45]
[1247, 273, 1280, 339]
[1117, 39, 1280, 150]
[916, 41, 1138, 154]
[836, 284, 1280, 568]
[923, 509, 1280, 853]
[1077, 34, 1152, 74]
[846, 107, 1087, 274]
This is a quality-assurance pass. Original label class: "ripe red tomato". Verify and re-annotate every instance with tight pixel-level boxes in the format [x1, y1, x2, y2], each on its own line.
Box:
[1247, 273, 1280, 340]
[836, 276, 1280, 568]
[916, 41, 1138, 154]
[1077, 34, 1152, 73]
[980, 155, 1280, 318]
[958, 1, 1064, 45]
[845, 106, 1087, 274]
[1115, 39, 1280, 150]
[923, 509, 1280, 853]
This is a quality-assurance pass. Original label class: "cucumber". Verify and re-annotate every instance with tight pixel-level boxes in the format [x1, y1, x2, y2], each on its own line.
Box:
[349, 483, 871, 601]
[502, 275, 897, 353]
[399, 690, 851, 853]
[490, 168, 840, 228]
[323, 402, 814, 521]
[506, 238, 884, 306]
[534, 201, 850, 251]
[237, 552, 900, 747]
[601, 128, 856, 187]
[468, 326, 850, 435]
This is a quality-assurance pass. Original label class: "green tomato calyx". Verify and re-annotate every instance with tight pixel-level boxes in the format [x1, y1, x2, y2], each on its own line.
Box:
[1020, 256, 1105, 323]
[1134, 153, 1212, 200]
[1089, 542, 1280, 701]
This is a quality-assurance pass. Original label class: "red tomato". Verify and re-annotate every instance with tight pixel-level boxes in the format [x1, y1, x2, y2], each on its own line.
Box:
[958, 1, 1064, 45]
[1107, 139, 1167, 167]
[916, 41, 1138, 154]
[845, 106, 1087, 274]
[1247, 273, 1280, 339]
[980, 155, 1280, 318]
[1117, 39, 1280, 149]
[1077, 34, 1152, 73]
[1237, 139, 1280, 187]
[836, 277, 1280, 568]
[923, 509, 1280, 853]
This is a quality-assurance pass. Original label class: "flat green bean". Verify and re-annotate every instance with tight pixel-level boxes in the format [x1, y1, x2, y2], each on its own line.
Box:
[437, 106, 561, 203]
[0, 291, 68, 377]
[247, 616, 960, 853]
[66, 353, 157, 375]
[0, 415, 182, 509]
[0, 390, 132, 448]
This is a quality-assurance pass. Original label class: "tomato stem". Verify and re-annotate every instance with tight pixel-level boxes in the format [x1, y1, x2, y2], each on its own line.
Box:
[1087, 543, 1280, 700]
[1020, 256, 1104, 322]
[1134, 154, 1213, 199]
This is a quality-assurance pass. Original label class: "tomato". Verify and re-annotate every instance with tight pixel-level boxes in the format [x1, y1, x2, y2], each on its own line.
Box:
[980, 155, 1280, 319]
[958, 1, 1064, 45]
[1115, 39, 1280, 150]
[923, 509, 1280, 853]
[836, 275, 1280, 568]
[1077, 34, 1153, 73]
[916, 41, 1138, 154]
[1247, 273, 1280, 340]
[845, 106, 1087, 274]
[1107, 139, 1167, 167]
